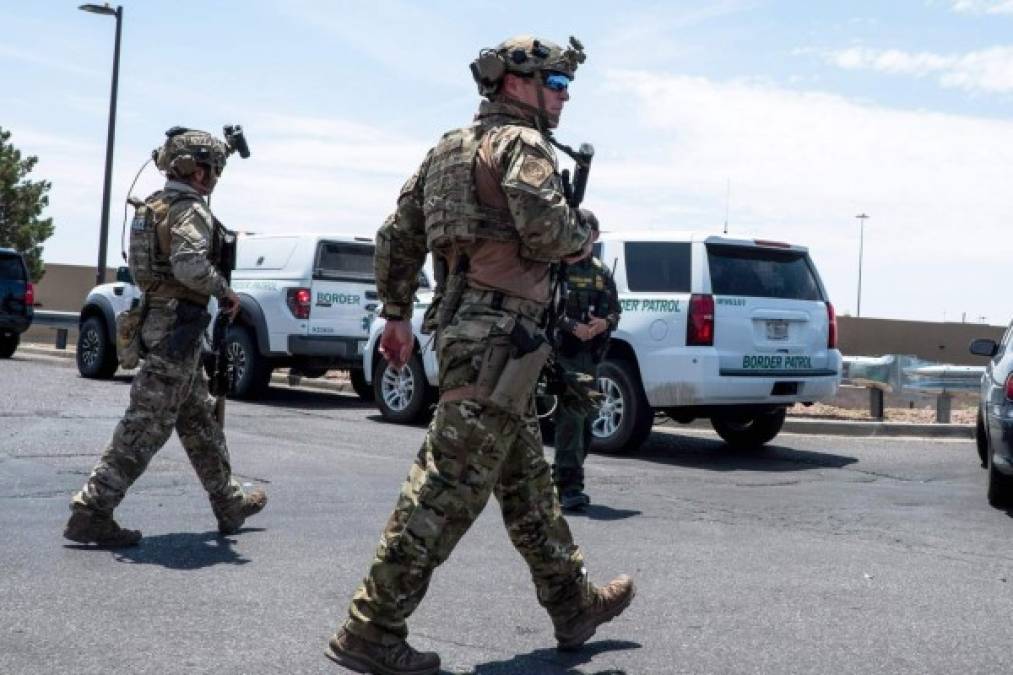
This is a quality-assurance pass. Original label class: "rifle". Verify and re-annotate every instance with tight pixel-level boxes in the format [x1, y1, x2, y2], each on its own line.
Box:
[541, 140, 601, 414]
[207, 222, 238, 426]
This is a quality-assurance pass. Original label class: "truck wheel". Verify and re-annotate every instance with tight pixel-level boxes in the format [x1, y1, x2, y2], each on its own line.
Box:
[225, 326, 272, 399]
[711, 408, 787, 449]
[590, 359, 653, 454]
[76, 316, 117, 378]
[373, 353, 432, 424]
[350, 367, 374, 401]
[0, 331, 19, 359]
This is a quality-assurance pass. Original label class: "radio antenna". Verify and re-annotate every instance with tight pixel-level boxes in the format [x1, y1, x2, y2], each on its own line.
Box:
[723, 178, 731, 234]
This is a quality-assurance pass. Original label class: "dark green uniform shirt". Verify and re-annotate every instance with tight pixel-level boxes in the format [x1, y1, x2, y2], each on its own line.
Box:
[557, 255, 620, 358]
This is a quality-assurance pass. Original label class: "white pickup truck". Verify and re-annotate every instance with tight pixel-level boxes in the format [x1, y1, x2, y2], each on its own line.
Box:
[364, 231, 842, 451]
[76, 233, 388, 399]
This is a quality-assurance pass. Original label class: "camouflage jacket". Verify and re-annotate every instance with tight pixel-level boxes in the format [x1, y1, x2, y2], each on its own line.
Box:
[163, 180, 230, 300]
[375, 99, 591, 319]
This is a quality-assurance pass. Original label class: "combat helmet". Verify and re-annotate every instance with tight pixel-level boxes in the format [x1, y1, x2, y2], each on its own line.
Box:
[470, 35, 586, 97]
[154, 127, 230, 180]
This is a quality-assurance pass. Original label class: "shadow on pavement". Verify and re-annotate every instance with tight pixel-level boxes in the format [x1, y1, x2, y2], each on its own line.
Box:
[614, 431, 857, 472]
[565, 505, 641, 521]
[459, 639, 640, 675]
[64, 529, 263, 569]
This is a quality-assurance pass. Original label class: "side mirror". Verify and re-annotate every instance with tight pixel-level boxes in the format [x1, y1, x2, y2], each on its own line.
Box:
[116, 266, 133, 284]
[969, 338, 998, 358]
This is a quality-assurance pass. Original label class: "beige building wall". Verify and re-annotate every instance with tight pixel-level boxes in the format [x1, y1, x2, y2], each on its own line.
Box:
[837, 316, 1004, 365]
[23, 263, 116, 344]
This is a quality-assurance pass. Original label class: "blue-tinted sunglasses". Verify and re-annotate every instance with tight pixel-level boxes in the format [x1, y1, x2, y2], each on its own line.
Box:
[541, 72, 571, 92]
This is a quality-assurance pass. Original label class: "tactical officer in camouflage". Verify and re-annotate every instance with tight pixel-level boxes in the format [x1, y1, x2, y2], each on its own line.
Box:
[326, 36, 635, 675]
[552, 213, 621, 511]
[63, 128, 267, 548]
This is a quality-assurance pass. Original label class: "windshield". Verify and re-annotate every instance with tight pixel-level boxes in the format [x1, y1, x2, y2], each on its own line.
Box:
[314, 242, 375, 282]
[706, 244, 822, 301]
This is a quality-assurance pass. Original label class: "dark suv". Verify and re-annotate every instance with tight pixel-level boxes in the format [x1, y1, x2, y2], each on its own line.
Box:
[0, 248, 34, 358]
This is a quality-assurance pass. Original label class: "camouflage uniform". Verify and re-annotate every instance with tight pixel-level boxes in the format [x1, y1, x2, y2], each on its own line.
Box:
[552, 255, 620, 505]
[68, 179, 249, 532]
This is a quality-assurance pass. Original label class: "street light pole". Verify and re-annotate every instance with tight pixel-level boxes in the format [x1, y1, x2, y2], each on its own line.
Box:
[855, 213, 869, 317]
[79, 3, 123, 287]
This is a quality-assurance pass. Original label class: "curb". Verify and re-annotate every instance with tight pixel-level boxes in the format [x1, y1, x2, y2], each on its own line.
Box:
[17, 343, 972, 438]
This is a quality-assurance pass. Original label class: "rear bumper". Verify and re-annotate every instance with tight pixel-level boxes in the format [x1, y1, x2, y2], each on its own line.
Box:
[0, 314, 31, 334]
[287, 335, 366, 361]
[642, 351, 841, 407]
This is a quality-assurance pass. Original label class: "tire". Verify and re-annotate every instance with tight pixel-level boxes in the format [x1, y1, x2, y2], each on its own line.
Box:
[350, 367, 374, 401]
[986, 440, 1013, 509]
[225, 326, 272, 399]
[976, 409, 988, 469]
[589, 359, 653, 454]
[373, 352, 432, 424]
[0, 332, 18, 359]
[76, 316, 117, 378]
[711, 408, 787, 449]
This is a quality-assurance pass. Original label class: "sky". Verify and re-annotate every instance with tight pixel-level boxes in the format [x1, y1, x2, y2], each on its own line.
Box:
[1, 0, 1011, 324]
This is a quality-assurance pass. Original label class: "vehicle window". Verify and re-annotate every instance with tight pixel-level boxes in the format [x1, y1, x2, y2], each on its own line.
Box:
[592, 242, 603, 260]
[706, 244, 823, 301]
[0, 254, 25, 281]
[314, 242, 375, 282]
[624, 242, 691, 292]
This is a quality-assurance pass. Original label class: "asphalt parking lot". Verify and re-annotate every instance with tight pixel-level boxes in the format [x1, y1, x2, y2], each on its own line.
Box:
[2, 352, 1012, 675]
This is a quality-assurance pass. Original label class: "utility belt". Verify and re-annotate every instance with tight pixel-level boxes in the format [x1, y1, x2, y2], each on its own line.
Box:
[144, 280, 210, 308]
[460, 288, 546, 324]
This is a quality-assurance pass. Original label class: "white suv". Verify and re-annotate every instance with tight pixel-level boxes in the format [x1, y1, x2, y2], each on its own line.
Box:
[77, 233, 386, 399]
[364, 231, 841, 451]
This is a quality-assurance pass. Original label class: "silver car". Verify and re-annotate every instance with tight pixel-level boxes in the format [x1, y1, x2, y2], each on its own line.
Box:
[970, 322, 1013, 509]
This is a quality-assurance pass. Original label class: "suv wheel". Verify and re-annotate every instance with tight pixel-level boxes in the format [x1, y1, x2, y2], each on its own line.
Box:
[76, 316, 117, 378]
[350, 367, 374, 401]
[590, 359, 653, 455]
[373, 353, 432, 423]
[711, 408, 787, 449]
[0, 331, 19, 359]
[225, 326, 272, 399]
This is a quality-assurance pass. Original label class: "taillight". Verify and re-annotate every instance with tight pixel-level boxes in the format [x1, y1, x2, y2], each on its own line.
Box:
[826, 301, 838, 349]
[687, 293, 714, 346]
[1005, 373, 1013, 401]
[286, 287, 312, 319]
[24, 282, 34, 307]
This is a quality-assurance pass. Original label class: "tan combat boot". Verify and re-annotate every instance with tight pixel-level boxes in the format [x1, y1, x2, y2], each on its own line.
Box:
[63, 510, 142, 547]
[553, 574, 636, 651]
[216, 488, 268, 535]
[324, 628, 440, 675]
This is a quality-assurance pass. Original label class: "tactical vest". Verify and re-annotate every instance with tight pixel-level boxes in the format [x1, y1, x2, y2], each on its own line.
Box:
[423, 124, 518, 252]
[128, 190, 210, 306]
[559, 259, 614, 357]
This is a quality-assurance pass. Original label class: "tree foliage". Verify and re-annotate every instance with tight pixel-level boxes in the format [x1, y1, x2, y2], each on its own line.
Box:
[0, 127, 55, 281]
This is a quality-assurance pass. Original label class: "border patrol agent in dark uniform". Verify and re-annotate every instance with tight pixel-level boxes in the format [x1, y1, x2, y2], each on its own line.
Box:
[552, 213, 620, 510]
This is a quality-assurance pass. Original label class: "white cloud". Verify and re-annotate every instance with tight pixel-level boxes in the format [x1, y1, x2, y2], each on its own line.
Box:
[823, 45, 1013, 93]
[950, 0, 1013, 14]
[591, 71, 1013, 321]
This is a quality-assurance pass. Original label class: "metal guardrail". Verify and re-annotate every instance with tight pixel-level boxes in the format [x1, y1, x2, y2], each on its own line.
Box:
[31, 310, 79, 350]
[841, 355, 983, 423]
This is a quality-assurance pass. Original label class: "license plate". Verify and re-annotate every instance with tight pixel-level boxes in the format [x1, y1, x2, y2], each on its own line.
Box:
[766, 320, 789, 340]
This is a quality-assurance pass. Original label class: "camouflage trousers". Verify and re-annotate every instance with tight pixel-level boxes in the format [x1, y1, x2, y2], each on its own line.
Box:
[71, 299, 244, 520]
[344, 303, 588, 644]
[552, 350, 598, 491]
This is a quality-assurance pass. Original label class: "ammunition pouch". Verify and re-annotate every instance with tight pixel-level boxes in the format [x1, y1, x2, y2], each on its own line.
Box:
[167, 301, 212, 360]
[115, 298, 146, 369]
